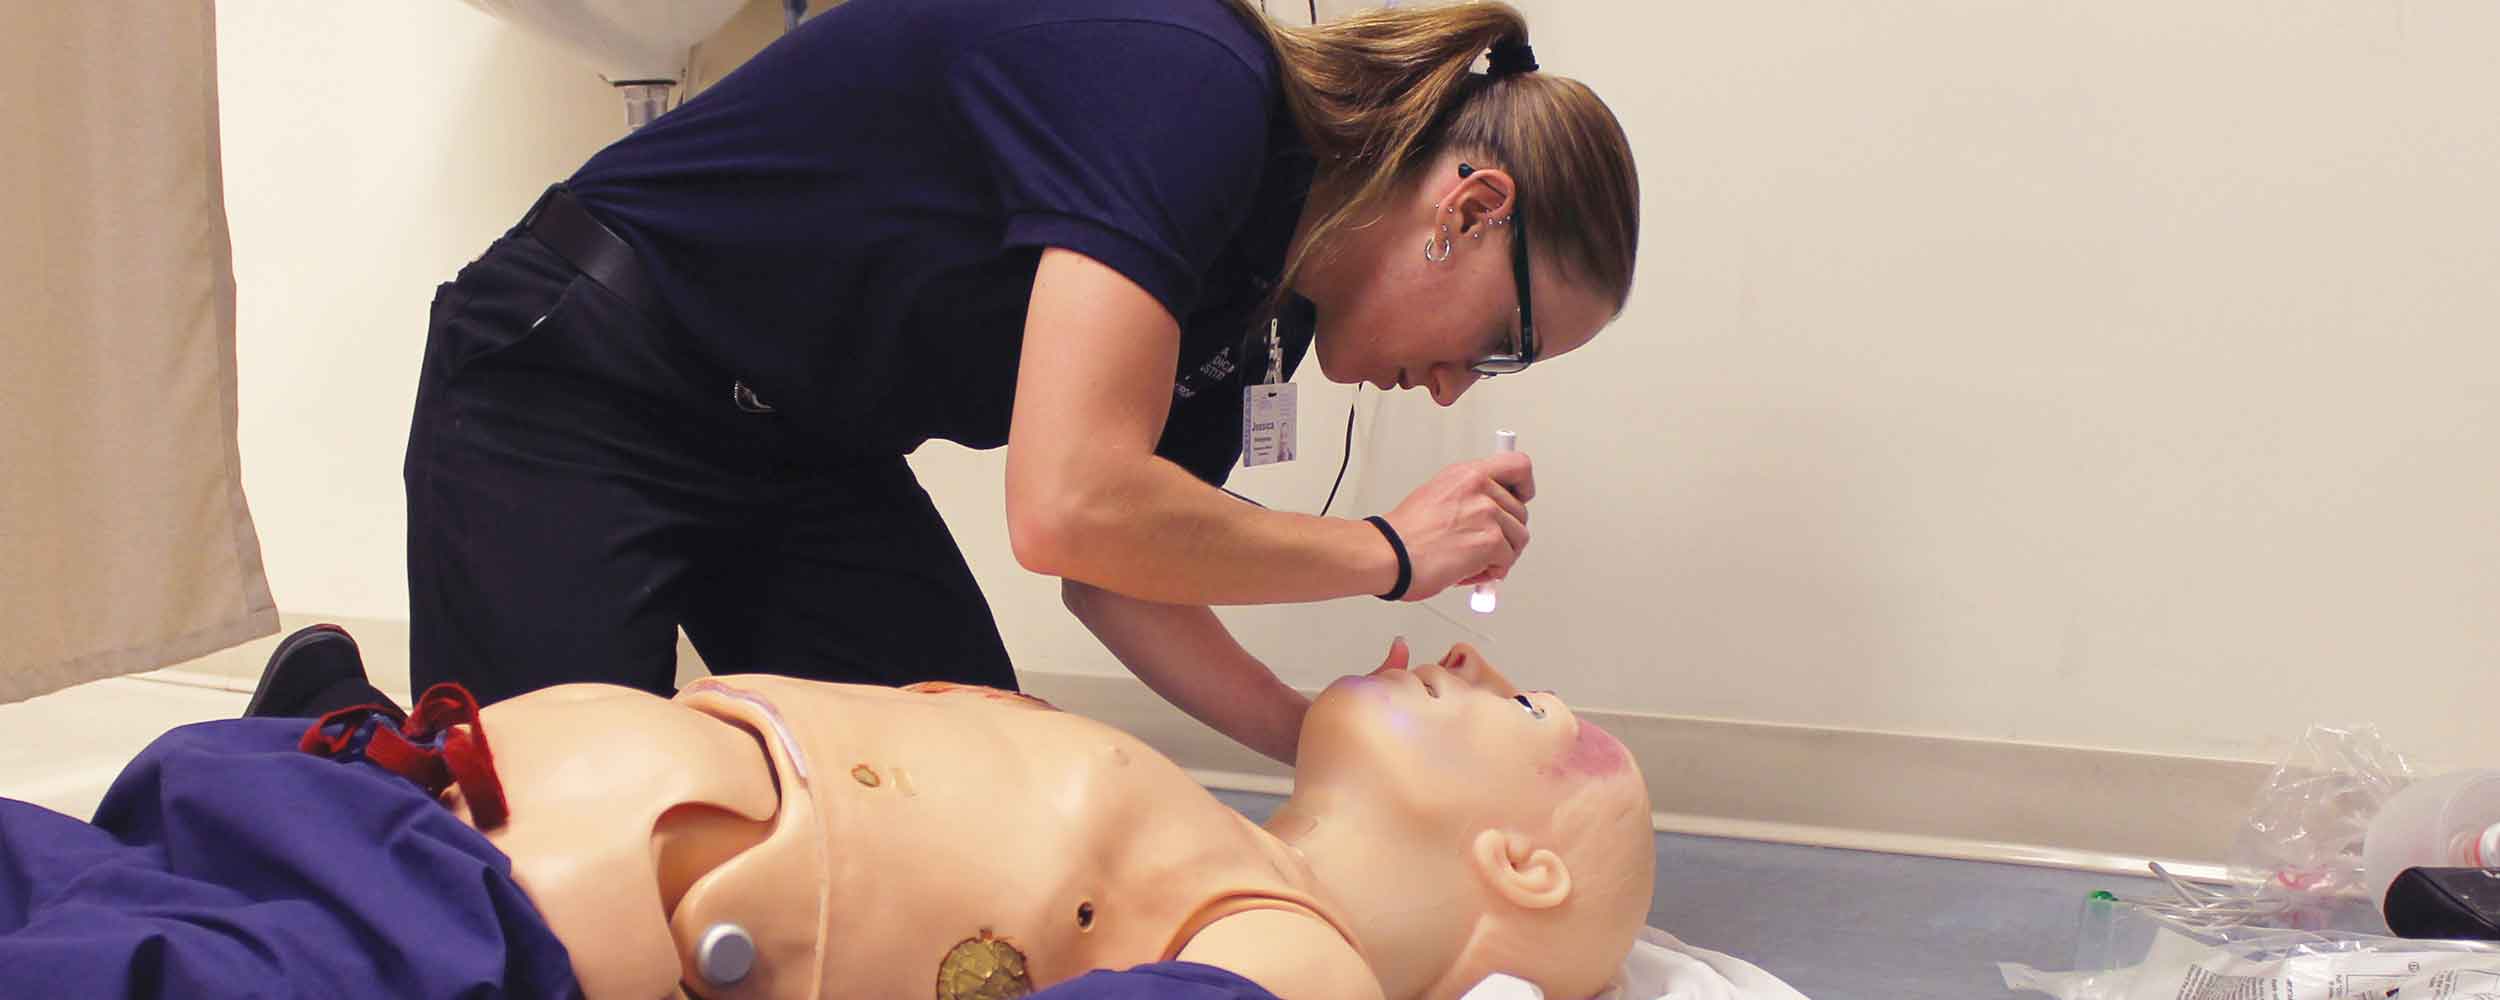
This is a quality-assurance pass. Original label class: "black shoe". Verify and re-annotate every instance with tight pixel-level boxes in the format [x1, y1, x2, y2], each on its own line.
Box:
[244, 624, 398, 721]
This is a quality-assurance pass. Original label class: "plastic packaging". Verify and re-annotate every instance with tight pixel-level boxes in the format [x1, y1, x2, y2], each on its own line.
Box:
[2363, 770, 2500, 911]
[2005, 729, 2500, 998]
[2225, 724, 2417, 925]
[2002, 896, 2500, 1000]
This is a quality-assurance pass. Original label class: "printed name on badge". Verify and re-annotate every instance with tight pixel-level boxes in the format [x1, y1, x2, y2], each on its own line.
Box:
[1241, 383, 1297, 467]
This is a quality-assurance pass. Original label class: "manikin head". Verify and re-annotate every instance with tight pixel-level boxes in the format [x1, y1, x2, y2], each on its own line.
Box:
[1281, 642, 1655, 1000]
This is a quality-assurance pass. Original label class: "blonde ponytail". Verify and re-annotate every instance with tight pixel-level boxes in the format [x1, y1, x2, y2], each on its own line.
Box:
[1223, 2, 1523, 307]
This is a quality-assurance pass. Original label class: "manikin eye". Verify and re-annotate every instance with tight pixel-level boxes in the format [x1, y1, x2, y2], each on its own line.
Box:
[1514, 694, 1546, 719]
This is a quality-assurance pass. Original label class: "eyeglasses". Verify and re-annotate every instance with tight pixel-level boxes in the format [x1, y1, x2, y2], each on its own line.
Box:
[1460, 163, 1538, 378]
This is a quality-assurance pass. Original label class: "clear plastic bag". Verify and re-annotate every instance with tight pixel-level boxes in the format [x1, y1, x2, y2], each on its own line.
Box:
[1999, 726, 2486, 999]
[2068, 725, 2415, 937]
[2003, 897, 2500, 1000]
[2227, 724, 2418, 927]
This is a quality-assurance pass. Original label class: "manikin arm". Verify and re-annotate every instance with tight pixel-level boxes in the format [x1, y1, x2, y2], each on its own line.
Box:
[1175, 909, 1387, 1000]
[1063, 580, 1308, 764]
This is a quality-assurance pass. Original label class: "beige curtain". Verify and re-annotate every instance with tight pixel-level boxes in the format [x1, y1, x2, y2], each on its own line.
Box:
[0, 1, 276, 702]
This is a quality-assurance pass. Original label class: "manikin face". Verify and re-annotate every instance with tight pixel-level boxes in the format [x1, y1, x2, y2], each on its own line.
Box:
[1298, 642, 1635, 822]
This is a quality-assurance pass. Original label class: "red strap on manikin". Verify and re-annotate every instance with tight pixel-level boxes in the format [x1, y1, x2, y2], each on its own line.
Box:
[299, 683, 510, 829]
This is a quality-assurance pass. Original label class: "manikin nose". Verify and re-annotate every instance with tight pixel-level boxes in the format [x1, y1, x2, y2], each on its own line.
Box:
[1438, 644, 1519, 698]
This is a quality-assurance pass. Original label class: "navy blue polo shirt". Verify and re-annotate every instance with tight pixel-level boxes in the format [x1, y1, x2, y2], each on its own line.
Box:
[566, 0, 1315, 486]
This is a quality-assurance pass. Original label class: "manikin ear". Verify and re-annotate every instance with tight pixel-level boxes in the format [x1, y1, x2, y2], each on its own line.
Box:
[1469, 828, 1572, 911]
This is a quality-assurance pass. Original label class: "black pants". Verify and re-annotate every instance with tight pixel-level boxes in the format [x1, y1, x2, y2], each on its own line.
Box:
[405, 225, 1015, 704]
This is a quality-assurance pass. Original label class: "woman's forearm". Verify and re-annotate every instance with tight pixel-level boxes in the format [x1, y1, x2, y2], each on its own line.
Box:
[1005, 248, 1405, 606]
[1014, 454, 1396, 606]
[1062, 579, 1308, 765]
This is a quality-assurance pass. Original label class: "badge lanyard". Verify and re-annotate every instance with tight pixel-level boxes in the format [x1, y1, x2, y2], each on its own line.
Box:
[1240, 316, 1297, 467]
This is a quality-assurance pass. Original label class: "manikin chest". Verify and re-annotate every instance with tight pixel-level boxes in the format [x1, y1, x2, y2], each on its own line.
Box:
[459, 678, 1343, 999]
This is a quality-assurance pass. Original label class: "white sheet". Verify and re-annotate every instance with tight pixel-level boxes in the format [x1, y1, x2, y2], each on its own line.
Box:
[1465, 927, 1812, 1000]
[1600, 927, 1812, 1000]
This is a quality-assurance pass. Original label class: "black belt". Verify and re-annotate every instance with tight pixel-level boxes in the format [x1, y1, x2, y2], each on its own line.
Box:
[521, 185, 665, 318]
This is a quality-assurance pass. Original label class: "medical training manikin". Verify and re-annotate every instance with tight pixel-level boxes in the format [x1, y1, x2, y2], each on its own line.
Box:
[447, 643, 1655, 999]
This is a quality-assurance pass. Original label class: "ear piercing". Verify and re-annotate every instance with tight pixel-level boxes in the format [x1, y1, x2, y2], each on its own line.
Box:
[1428, 203, 1512, 258]
[1425, 205, 1455, 263]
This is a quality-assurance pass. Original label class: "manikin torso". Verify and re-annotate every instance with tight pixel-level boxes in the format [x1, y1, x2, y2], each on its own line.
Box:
[441, 675, 1358, 999]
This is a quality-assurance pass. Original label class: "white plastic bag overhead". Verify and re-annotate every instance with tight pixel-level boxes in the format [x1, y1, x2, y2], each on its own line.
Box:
[455, 0, 744, 83]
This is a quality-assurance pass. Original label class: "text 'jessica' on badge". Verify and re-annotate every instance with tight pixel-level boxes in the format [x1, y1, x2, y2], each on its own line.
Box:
[1241, 382, 1297, 467]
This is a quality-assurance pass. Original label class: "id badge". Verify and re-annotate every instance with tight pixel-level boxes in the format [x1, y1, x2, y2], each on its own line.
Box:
[1241, 383, 1298, 467]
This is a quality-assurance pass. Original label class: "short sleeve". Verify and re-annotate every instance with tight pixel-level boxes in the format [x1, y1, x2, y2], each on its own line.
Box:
[948, 21, 1274, 320]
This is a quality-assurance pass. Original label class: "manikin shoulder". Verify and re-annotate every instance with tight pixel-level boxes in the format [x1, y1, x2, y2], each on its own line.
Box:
[1174, 907, 1385, 1000]
[897, 679, 1063, 710]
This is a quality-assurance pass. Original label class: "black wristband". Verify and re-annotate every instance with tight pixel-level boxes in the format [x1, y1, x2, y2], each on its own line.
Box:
[1363, 516, 1412, 602]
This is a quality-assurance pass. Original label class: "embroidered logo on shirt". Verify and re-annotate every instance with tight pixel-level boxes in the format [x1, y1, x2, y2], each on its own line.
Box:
[1173, 346, 1237, 400]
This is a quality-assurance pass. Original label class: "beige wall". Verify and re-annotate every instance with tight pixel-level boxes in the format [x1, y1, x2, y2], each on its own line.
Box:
[222, 1, 2500, 781]
[219, 0, 622, 624]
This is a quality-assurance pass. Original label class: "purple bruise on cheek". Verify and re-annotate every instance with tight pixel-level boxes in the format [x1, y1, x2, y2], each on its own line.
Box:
[1388, 706, 1419, 741]
[1557, 721, 1630, 777]
[1337, 677, 1418, 738]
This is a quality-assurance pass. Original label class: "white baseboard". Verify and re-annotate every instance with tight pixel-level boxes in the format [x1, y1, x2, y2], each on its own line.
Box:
[153, 615, 2265, 881]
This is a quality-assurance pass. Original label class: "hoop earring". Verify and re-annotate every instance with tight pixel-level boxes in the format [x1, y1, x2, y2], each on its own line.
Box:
[1423, 221, 1453, 263]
